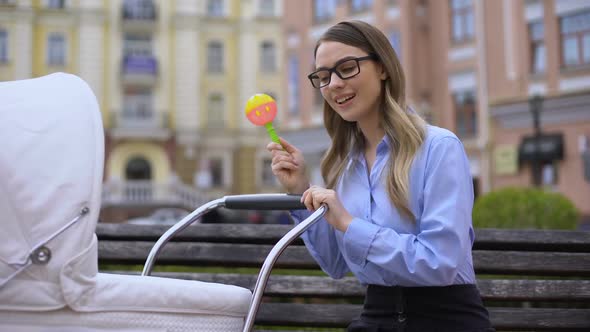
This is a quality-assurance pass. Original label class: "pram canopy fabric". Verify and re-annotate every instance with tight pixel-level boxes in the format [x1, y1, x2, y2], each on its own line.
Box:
[0, 73, 251, 326]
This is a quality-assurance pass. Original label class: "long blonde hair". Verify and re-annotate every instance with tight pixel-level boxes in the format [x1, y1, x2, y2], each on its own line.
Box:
[317, 21, 426, 221]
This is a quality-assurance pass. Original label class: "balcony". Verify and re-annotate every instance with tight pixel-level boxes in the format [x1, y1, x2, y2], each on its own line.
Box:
[110, 110, 170, 140]
[121, 55, 158, 86]
[121, 2, 157, 31]
[101, 180, 213, 210]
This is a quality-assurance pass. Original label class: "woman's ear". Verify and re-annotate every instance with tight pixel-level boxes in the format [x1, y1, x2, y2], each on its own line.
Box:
[379, 64, 388, 80]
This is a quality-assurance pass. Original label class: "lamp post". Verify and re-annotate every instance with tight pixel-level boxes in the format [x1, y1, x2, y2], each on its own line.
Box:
[529, 95, 543, 187]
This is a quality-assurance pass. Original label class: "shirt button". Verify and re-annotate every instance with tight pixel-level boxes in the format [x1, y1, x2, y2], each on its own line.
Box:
[397, 314, 406, 323]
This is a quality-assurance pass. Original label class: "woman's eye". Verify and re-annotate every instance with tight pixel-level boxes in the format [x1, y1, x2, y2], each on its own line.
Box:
[316, 73, 330, 83]
[339, 65, 356, 74]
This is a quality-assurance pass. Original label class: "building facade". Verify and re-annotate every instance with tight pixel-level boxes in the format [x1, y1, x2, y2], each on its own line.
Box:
[488, 0, 590, 218]
[0, 0, 285, 220]
[2, 0, 588, 221]
[281, 0, 590, 219]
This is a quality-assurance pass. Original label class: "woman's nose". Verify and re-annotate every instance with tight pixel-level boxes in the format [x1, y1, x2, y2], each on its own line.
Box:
[328, 72, 345, 88]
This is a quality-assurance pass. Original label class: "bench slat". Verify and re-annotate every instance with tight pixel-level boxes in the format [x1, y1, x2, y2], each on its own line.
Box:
[99, 241, 590, 275]
[255, 303, 590, 329]
[473, 228, 590, 252]
[133, 272, 590, 301]
[96, 223, 289, 244]
[96, 224, 590, 251]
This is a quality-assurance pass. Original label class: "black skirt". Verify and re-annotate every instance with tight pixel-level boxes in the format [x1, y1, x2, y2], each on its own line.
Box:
[347, 284, 495, 332]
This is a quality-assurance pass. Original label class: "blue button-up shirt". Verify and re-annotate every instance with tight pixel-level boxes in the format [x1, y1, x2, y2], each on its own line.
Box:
[291, 125, 476, 287]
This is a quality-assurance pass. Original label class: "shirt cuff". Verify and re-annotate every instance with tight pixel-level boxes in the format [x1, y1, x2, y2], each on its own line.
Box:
[343, 217, 379, 267]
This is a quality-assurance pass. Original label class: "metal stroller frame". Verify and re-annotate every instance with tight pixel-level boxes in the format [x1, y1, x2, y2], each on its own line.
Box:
[142, 194, 327, 332]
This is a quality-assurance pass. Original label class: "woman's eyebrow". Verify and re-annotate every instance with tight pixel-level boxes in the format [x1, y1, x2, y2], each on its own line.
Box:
[315, 55, 359, 70]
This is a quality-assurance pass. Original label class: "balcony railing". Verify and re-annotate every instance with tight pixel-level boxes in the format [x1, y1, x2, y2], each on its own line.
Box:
[123, 8, 156, 20]
[114, 110, 164, 127]
[110, 111, 170, 139]
[121, 2, 157, 31]
[121, 55, 158, 85]
[102, 180, 215, 211]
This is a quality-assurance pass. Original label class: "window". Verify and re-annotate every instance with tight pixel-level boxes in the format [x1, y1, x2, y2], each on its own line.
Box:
[207, 41, 223, 73]
[207, 0, 224, 17]
[560, 10, 590, 67]
[288, 55, 300, 115]
[260, 41, 276, 72]
[123, 87, 153, 121]
[261, 158, 277, 187]
[529, 21, 546, 74]
[450, 0, 474, 43]
[388, 30, 402, 61]
[123, 0, 155, 20]
[0, 30, 7, 63]
[453, 90, 477, 138]
[259, 0, 274, 16]
[47, 33, 66, 66]
[124, 34, 152, 57]
[314, 0, 336, 22]
[350, 0, 373, 13]
[47, 0, 65, 9]
[123, 34, 155, 74]
[208, 93, 224, 127]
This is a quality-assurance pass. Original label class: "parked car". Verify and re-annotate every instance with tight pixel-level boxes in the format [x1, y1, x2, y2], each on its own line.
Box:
[125, 208, 194, 226]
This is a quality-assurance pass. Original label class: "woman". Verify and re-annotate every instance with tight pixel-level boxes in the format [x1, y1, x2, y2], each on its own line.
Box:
[267, 20, 494, 331]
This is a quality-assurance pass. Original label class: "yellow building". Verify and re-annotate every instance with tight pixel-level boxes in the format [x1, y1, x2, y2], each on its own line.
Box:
[0, 0, 285, 220]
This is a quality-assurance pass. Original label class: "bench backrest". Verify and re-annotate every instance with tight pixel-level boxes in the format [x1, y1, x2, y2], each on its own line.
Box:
[97, 223, 590, 331]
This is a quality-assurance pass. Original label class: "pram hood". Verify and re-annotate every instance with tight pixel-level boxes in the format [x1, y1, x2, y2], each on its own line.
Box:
[0, 73, 252, 319]
[0, 72, 105, 310]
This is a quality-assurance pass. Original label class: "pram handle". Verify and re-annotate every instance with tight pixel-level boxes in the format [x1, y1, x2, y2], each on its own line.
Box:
[142, 194, 306, 276]
[141, 194, 326, 332]
[224, 193, 305, 210]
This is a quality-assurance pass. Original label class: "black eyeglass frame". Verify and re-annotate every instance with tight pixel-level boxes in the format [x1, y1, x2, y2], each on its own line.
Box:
[307, 54, 378, 89]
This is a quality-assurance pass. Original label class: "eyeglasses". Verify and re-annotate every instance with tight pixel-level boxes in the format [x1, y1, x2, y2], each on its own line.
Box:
[307, 55, 377, 89]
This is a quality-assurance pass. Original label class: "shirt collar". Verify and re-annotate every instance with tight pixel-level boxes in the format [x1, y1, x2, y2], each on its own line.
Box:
[345, 135, 391, 171]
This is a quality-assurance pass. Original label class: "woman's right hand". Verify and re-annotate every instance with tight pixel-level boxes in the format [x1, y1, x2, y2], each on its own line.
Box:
[267, 137, 310, 194]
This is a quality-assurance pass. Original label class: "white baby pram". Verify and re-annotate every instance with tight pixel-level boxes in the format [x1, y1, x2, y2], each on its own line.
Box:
[0, 73, 326, 332]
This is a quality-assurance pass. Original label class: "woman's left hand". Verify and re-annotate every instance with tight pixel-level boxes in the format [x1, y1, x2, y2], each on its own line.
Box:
[301, 185, 353, 232]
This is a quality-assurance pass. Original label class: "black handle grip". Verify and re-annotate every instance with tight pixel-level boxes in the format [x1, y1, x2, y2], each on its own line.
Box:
[224, 194, 305, 210]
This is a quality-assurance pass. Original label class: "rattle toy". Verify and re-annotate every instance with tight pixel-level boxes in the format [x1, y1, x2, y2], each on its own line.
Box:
[245, 93, 279, 144]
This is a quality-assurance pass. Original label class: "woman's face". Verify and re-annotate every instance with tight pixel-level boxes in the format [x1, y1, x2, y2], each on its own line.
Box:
[314, 41, 386, 125]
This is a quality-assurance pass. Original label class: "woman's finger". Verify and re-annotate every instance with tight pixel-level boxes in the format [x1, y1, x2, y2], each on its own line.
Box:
[278, 137, 299, 154]
[303, 189, 313, 211]
[266, 142, 278, 151]
[272, 161, 298, 173]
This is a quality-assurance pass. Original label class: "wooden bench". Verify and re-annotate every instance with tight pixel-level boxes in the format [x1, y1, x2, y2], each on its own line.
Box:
[97, 222, 590, 331]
